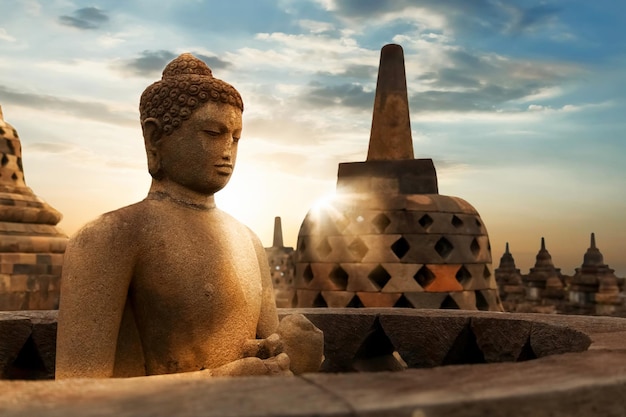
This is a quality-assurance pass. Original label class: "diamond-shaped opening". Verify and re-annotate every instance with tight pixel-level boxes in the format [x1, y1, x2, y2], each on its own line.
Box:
[346, 295, 365, 308]
[391, 236, 410, 259]
[368, 264, 391, 290]
[434, 237, 454, 259]
[348, 237, 369, 261]
[303, 264, 314, 284]
[455, 265, 472, 284]
[11, 172, 17, 181]
[1, 154, 9, 166]
[393, 295, 413, 308]
[440, 295, 460, 309]
[476, 291, 490, 311]
[316, 237, 332, 258]
[329, 265, 349, 290]
[298, 239, 307, 252]
[483, 265, 491, 279]
[418, 214, 434, 229]
[372, 213, 391, 233]
[313, 293, 328, 308]
[470, 238, 480, 258]
[475, 219, 482, 227]
[414, 265, 435, 288]
[451, 215, 463, 228]
[487, 240, 491, 251]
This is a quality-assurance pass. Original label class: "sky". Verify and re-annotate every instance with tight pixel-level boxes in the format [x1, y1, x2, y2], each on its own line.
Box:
[0, 0, 625, 276]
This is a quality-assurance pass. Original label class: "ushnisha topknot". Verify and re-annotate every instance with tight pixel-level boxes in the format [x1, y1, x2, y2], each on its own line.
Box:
[140, 53, 243, 136]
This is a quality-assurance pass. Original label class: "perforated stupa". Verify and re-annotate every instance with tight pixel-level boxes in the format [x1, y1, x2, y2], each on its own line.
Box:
[0, 106, 67, 310]
[293, 45, 502, 311]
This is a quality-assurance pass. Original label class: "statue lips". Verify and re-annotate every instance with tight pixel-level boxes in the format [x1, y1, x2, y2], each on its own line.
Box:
[214, 163, 233, 175]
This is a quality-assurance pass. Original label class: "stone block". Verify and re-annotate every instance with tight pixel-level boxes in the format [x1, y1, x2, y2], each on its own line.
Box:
[357, 292, 401, 308]
[303, 311, 378, 372]
[0, 318, 32, 377]
[530, 322, 591, 358]
[471, 317, 532, 362]
[380, 313, 469, 368]
[403, 292, 448, 309]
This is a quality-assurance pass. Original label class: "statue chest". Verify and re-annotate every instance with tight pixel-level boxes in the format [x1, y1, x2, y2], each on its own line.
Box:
[130, 215, 263, 334]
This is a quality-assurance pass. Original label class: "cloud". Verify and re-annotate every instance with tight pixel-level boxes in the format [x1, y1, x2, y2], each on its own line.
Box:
[506, 4, 561, 35]
[317, 64, 377, 80]
[303, 81, 373, 109]
[27, 142, 75, 154]
[119, 50, 233, 77]
[0, 85, 135, 127]
[58, 7, 109, 30]
[0, 28, 16, 42]
[314, 0, 563, 38]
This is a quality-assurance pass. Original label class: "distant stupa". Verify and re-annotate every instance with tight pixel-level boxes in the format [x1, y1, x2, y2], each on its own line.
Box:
[264, 216, 296, 308]
[0, 106, 67, 310]
[523, 237, 565, 313]
[494, 243, 525, 311]
[568, 233, 624, 315]
[292, 45, 502, 311]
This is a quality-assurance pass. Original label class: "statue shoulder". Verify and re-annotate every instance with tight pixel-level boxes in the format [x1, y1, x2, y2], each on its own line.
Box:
[69, 201, 150, 247]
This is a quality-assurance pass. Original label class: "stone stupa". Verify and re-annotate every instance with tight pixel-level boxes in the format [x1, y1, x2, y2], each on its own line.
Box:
[494, 242, 525, 312]
[567, 233, 624, 316]
[523, 237, 565, 313]
[293, 45, 502, 311]
[264, 216, 296, 308]
[0, 106, 67, 310]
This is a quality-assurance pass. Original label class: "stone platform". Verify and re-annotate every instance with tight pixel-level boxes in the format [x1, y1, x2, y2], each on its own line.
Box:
[1, 309, 626, 416]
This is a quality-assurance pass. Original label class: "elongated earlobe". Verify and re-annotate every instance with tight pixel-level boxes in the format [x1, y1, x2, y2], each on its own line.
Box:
[142, 118, 165, 179]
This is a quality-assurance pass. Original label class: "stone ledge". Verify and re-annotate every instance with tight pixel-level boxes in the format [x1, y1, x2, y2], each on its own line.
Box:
[0, 309, 625, 416]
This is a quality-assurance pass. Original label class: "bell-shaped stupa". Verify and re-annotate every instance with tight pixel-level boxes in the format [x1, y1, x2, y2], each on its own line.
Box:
[293, 45, 502, 311]
[494, 243, 525, 311]
[0, 106, 67, 310]
[568, 233, 624, 315]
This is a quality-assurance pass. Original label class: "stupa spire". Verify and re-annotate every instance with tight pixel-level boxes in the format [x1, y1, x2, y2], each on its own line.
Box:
[505, 242, 510, 254]
[541, 237, 546, 251]
[273, 216, 284, 248]
[366, 44, 414, 161]
[590, 232, 596, 249]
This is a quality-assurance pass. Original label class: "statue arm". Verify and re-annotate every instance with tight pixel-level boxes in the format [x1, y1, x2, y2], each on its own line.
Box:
[250, 231, 279, 339]
[56, 214, 136, 379]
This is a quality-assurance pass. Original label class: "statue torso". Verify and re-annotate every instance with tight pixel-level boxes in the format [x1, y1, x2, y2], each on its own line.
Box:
[114, 199, 263, 375]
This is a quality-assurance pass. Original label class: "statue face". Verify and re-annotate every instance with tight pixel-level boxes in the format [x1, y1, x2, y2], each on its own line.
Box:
[157, 101, 243, 195]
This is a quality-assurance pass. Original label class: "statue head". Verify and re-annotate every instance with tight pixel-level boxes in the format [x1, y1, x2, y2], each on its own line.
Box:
[140, 54, 244, 195]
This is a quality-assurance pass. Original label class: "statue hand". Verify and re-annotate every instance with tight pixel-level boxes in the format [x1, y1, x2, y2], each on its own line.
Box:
[242, 333, 283, 359]
[209, 353, 292, 377]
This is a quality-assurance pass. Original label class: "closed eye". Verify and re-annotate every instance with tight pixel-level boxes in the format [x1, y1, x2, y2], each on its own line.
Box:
[203, 130, 220, 137]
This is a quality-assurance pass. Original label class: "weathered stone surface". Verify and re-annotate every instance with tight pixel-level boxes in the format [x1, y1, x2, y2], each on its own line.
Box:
[380, 313, 468, 367]
[0, 309, 623, 416]
[530, 322, 591, 358]
[294, 310, 377, 372]
[471, 317, 532, 362]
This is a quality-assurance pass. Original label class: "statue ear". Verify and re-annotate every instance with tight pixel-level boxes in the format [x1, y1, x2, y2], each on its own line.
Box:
[142, 118, 164, 179]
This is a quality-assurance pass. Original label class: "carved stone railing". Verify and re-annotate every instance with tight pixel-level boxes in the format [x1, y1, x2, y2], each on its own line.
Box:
[0, 308, 591, 380]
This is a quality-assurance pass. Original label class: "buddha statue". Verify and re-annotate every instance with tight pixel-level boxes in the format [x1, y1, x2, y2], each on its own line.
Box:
[56, 54, 323, 379]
